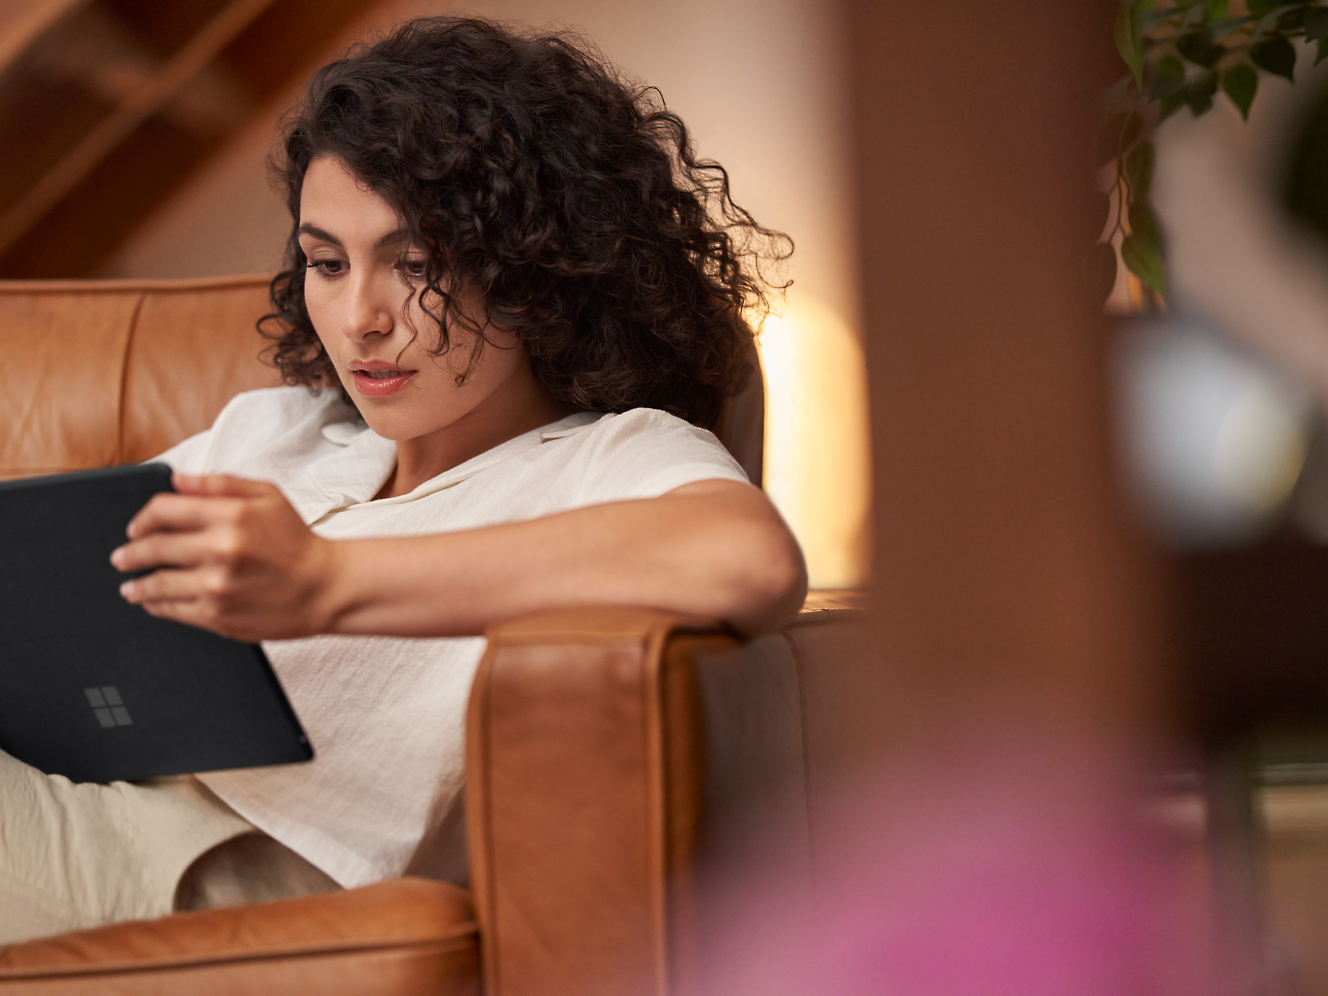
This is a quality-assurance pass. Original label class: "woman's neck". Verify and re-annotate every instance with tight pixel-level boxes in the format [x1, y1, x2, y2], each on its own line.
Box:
[376, 382, 575, 500]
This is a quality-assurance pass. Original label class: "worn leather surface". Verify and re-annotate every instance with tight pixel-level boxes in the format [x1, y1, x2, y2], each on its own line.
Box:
[0, 276, 281, 480]
[0, 878, 479, 995]
[468, 608, 737, 996]
[0, 288, 138, 479]
[120, 277, 284, 463]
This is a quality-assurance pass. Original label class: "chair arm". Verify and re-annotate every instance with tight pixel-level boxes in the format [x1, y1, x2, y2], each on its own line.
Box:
[466, 607, 738, 996]
[0, 878, 478, 995]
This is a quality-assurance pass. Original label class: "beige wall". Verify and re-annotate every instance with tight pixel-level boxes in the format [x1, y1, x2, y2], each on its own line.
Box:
[101, 0, 855, 323]
[100, 0, 869, 587]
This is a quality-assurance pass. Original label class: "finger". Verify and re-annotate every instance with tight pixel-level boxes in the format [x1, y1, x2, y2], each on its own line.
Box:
[172, 473, 277, 500]
[127, 493, 242, 539]
[112, 530, 219, 573]
[120, 565, 224, 605]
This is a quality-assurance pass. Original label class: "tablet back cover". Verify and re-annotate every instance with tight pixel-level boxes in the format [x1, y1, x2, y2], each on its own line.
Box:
[0, 465, 312, 782]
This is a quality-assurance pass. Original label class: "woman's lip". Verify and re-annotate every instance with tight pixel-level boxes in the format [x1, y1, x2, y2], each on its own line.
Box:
[352, 368, 417, 398]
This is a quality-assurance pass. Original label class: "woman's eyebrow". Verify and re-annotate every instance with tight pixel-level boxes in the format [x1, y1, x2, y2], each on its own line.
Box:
[295, 224, 408, 250]
[297, 223, 341, 246]
[374, 228, 409, 249]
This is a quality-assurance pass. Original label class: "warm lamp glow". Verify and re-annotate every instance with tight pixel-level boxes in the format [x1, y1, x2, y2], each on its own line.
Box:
[756, 296, 872, 589]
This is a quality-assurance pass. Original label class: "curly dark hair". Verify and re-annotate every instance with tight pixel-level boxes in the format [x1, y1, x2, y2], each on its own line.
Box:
[260, 15, 791, 428]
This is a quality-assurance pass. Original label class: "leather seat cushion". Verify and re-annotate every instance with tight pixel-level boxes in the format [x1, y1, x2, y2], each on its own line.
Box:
[0, 878, 479, 995]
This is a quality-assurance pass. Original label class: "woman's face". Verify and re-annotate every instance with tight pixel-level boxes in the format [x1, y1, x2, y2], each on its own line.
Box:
[297, 155, 533, 443]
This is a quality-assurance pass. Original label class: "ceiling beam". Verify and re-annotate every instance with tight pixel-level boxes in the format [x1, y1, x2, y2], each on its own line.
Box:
[0, 0, 275, 257]
[0, 0, 87, 79]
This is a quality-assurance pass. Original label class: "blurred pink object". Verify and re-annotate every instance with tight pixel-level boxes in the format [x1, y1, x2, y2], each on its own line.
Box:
[693, 755, 1224, 996]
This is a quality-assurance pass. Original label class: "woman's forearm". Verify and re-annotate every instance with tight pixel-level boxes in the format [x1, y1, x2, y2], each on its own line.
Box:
[320, 479, 807, 637]
[116, 475, 806, 641]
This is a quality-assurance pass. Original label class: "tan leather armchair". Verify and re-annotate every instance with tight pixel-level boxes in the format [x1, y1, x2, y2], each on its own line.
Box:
[0, 276, 858, 995]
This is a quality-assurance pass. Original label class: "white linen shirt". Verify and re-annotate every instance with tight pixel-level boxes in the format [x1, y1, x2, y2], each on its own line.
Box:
[152, 386, 748, 888]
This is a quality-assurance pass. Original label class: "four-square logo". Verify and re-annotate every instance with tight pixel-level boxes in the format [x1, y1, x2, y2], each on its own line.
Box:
[84, 686, 133, 728]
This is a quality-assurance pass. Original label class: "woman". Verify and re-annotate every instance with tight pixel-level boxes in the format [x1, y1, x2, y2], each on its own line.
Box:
[0, 16, 804, 941]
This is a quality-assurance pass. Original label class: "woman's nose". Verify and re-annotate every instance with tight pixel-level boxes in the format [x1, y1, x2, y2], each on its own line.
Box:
[343, 272, 394, 341]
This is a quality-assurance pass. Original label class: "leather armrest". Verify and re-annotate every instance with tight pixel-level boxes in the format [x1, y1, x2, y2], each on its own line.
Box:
[466, 608, 736, 996]
[0, 878, 478, 995]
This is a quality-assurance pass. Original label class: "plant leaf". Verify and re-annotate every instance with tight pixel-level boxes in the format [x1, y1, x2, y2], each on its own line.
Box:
[1129, 201, 1163, 246]
[1122, 231, 1166, 296]
[1147, 55, 1187, 100]
[1141, 8, 1179, 31]
[1090, 243, 1119, 308]
[1117, 5, 1146, 88]
[1277, 8, 1306, 30]
[1178, 27, 1224, 67]
[1222, 63, 1259, 119]
[1252, 6, 1302, 38]
[1204, 0, 1230, 17]
[1159, 91, 1189, 121]
[1307, 6, 1328, 41]
[1209, 15, 1250, 39]
[1251, 35, 1297, 81]
[1185, 70, 1219, 116]
[1127, 141, 1156, 198]
[1096, 111, 1143, 167]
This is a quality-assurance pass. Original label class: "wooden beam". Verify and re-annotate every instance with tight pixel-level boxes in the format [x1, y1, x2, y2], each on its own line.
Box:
[0, 0, 87, 78]
[0, 0, 275, 257]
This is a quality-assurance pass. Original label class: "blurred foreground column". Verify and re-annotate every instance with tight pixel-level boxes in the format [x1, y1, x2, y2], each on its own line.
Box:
[699, 4, 1221, 994]
[852, 0, 1153, 773]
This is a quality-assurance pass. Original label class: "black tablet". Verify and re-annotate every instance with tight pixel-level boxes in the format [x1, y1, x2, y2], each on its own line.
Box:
[0, 464, 312, 783]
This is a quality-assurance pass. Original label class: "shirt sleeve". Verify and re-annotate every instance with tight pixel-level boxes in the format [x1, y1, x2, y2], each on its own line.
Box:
[571, 408, 750, 506]
[146, 428, 214, 474]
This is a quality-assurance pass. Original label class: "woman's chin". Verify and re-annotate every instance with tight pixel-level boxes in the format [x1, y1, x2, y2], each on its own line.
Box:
[357, 408, 459, 444]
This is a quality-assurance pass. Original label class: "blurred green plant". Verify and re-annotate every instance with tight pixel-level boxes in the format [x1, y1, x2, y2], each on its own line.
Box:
[1099, 0, 1328, 305]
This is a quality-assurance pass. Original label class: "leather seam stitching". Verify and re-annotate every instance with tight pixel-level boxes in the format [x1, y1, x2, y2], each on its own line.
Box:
[113, 291, 146, 465]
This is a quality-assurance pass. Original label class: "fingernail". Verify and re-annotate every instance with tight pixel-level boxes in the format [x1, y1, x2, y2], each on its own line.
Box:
[110, 547, 124, 568]
[120, 580, 135, 601]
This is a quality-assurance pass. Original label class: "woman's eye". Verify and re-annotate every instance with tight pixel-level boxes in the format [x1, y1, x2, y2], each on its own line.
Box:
[398, 258, 428, 280]
[307, 258, 346, 277]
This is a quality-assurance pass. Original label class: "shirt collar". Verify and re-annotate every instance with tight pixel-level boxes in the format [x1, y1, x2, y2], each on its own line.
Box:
[288, 410, 605, 523]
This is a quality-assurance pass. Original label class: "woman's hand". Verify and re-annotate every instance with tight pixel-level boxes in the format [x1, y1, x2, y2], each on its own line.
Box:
[110, 473, 340, 642]
[112, 474, 805, 642]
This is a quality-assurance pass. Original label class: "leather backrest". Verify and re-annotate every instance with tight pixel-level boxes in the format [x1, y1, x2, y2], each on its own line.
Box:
[120, 279, 284, 463]
[0, 276, 765, 481]
[0, 276, 282, 479]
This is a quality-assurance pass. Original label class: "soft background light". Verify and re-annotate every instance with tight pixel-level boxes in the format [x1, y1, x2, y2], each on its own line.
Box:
[757, 297, 871, 589]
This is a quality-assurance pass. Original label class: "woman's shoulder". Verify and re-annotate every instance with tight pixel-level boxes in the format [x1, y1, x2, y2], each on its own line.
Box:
[212, 385, 356, 429]
[576, 407, 740, 461]
[581, 406, 719, 441]
[159, 386, 360, 475]
[544, 407, 749, 501]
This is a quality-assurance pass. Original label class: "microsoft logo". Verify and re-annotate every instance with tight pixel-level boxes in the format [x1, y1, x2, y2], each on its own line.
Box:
[84, 686, 133, 728]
